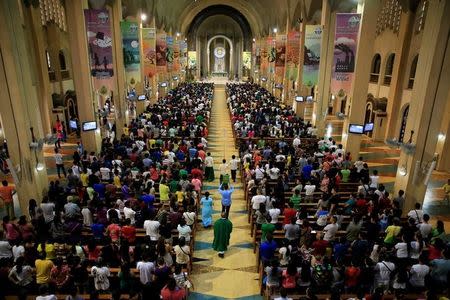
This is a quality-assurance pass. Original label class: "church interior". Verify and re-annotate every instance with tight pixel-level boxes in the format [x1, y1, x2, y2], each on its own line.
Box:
[0, 0, 450, 299]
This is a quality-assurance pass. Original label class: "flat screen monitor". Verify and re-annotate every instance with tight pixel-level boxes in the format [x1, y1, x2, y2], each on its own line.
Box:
[69, 120, 77, 129]
[364, 122, 374, 132]
[348, 124, 364, 134]
[160, 82, 168, 87]
[82, 121, 97, 132]
[306, 96, 314, 102]
[295, 96, 304, 102]
[138, 95, 146, 101]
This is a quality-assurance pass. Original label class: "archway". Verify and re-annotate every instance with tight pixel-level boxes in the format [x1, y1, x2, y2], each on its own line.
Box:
[207, 35, 233, 77]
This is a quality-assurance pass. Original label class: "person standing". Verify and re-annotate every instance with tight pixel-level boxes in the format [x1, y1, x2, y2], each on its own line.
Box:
[218, 159, 229, 184]
[218, 183, 234, 219]
[200, 191, 213, 228]
[230, 155, 240, 183]
[54, 148, 66, 178]
[0, 180, 15, 219]
[213, 212, 233, 258]
[204, 152, 215, 182]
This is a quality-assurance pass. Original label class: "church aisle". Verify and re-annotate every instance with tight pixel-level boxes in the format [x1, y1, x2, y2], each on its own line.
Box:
[189, 84, 262, 299]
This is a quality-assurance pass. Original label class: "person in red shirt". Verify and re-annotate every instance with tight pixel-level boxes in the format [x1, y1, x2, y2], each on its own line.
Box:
[0, 180, 15, 219]
[106, 221, 121, 243]
[345, 261, 361, 292]
[283, 202, 297, 224]
[312, 232, 329, 257]
[121, 219, 136, 244]
[160, 278, 186, 300]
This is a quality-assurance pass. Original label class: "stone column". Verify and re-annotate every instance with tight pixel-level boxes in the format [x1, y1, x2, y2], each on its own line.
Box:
[314, 0, 335, 137]
[110, 0, 126, 134]
[341, 0, 381, 158]
[65, 0, 101, 153]
[0, 0, 49, 209]
[295, 21, 307, 116]
[394, 0, 450, 212]
[435, 96, 450, 171]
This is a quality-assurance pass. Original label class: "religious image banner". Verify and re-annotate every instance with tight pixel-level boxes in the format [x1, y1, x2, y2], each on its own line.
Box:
[188, 51, 197, 69]
[243, 51, 251, 70]
[180, 41, 188, 69]
[84, 9, 114, 91]
[267, 37, 275, 74]
[173, 40, 181, 72]
[255, 40, 261, 69]
[156, 33, 167, 73]
[303, 25, 322, 86]
[120, 21, 140, 84]
[286, 30, 300, 81]
[331, 13, 361, 95]
[260, 38, 268, 75]
[142, 28, 156, 79]
[166, 36, 174, 72]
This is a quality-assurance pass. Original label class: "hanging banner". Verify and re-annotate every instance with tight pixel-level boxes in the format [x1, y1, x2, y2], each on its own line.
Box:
[173, 40, 181, 72]
[156, 32, 167, 73]
[142, 28, 156, 79]
[275, 34, 286, 77]
[331, 13, 361, 95]
[260, 38, 268, 75]
[243, 51, 251, 70]
[84, 9, 114, 91]
[180, 41, 188, 70]
[303, 25, 322, 86]
[166, 35, 174, 72]
[286, 30, 300, 81]
[188, 51, 197, 69]
[120, 21, 140, 84]
[255, 40, 261, 69]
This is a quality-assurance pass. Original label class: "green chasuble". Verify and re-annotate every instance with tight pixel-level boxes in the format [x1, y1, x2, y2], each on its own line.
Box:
[213, 218, 233, 251]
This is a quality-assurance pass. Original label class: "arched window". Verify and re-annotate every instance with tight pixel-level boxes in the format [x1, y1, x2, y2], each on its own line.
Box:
[408, 54, 419, 89]
[370, 54, 381, 83]
[383, 53, 395, 85]
[58, 50, 67, 70]
[399, 105, 409, 142]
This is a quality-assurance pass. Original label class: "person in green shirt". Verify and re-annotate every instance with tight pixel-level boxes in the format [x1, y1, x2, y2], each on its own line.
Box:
[257, 139, 265, 149]
[179, 168, 188, 179]
[290, 189, 302, 210]
[169, 179, 179, 193]
[340, 166, 351, 183]
[261, 222, 276, 242]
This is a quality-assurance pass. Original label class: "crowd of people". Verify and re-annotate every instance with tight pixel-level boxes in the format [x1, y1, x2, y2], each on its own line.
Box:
[0, 83, 214, 300]
[227, 83, 317, 138]
[226, 83, 450, 300]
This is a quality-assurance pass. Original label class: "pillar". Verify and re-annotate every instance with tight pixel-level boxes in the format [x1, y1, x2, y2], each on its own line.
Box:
[295, 21, 307, 116]
[110, 0, 126, 134]
[65, 0, 101, 153]
[394, 0, 450, 212]
[341, 0, 381, 158]
[0, 0, 49, 209]
[435, 95, 450, 171]
[314, 0, 335, 136]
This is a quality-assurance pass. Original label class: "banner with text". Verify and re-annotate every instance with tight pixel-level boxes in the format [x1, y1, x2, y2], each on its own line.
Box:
[331, 13, 361, 95]
[286, 30, 300, 81]
[84, 9, 114, 91]
[142, 28, 156, 79]
[303, 25, 322, 86]
[156, 32, 167, 74]
[120, 21, 140, 84]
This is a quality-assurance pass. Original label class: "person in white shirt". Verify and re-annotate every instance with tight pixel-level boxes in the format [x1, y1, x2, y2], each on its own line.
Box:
[81, 207, 93, 226]
[251, 190, 267, 210]
[123, 202, 136, 225]
[254, 165, 265, 181]
[394, 236, 409, 259]
[229, 155, 240, 182]
[417, 214, 432, 238]
[323, 216, 338, 241]
[268, 207, 281, 225]
[100, 167, 111, 181]
[136, 256, 155, 285]
[409, 256, 430, 289]
[91, 259, 110, 291]
[369, 170, 379, 189]
[143, 219, 160, 241]
[374, 258, 396, 290]
[304, 182, 316, 202]
[177, 219, 192, 242]
[293, 136, 301, 148]
[354, 157, 365, 173]
[54, 149, 66, 178]
[183, 208, 196, 226]
[218, 159, 229, 184]
[407, 203, 424, 224]
[268, 166, 280, 180]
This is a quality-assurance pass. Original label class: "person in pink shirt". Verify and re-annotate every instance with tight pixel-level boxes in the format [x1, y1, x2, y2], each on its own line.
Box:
[2, 216, 21, 243]
[106, 221, 121, 243]
[191, 177, 202, 194]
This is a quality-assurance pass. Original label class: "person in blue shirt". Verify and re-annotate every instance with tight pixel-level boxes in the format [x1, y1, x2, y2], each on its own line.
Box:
[301, 162, 313, 181]
[91, 222, 105, 240]
[260, 233, 278, 265]
[218, 183, 234, 219]
[93, 182, 106, 199]
[188, 146, 197, 159]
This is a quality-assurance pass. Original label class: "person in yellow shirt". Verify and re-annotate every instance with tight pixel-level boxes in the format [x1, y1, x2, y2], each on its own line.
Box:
[80, 169, 89, 187]
[123, 124, 129, 136]
[175, 186, 184, 204]
[159, 179, 170, 203]
[384, 218, 402, 245]
[113, 170, 122, 188]
[35, 252, 54, 285]
[37, 242, 56, 260]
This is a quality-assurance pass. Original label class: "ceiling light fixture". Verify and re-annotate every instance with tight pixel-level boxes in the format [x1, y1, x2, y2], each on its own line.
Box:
[141, 13, 147, 21]
[273, 28, 278, 33]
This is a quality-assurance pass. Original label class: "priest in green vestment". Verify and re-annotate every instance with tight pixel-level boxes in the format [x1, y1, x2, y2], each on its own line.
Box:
[213, 212, 233, 257]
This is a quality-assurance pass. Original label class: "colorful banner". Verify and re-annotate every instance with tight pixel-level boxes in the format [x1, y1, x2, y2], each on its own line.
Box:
[188, 51, 197, 69]
[173, 40, 181, 72]
[120, 21, 140, 84]
[255, 41, 261, 69]
[267, 36, 275, 74]
[84, 9, 114, 91]
[275, 34, 287, 77]
[286, 30, 300, 81]
[142, 28, 156, 79]
[166, 35, 174, 72]
[243, 51, 251, 70]
[260, 38, 268, 75]
[156, 32, 167, 73]
[303, 25, 322, 86]
[331, 13, 361, 95]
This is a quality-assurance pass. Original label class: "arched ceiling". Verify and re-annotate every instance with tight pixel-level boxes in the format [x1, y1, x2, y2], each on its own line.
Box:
[195, 15, 243, 39]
